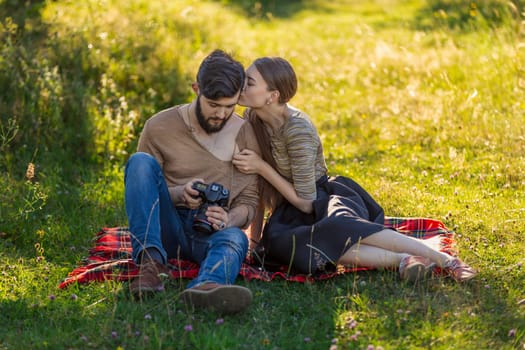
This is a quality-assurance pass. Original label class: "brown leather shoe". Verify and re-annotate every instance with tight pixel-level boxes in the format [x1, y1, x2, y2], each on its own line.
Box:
[180, 283, 253, 314]
[129, 258, 170, 297]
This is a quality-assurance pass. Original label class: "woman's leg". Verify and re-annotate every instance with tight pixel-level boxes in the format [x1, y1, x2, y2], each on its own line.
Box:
[338, 243, 409, 268]
[359, 229, 453, 267]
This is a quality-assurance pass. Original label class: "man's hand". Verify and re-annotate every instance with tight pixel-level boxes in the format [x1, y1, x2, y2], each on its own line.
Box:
[205, 205, 229, 230]
[182, 178, 205, 209]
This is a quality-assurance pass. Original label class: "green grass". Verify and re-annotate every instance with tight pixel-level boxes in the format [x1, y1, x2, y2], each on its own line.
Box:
[1, 0, 524, 349]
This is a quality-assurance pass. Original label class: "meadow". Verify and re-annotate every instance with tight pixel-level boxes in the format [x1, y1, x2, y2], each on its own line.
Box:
[0, 0, 524, 349]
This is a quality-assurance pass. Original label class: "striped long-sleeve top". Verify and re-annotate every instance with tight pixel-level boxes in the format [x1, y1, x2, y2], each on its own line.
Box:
[269, 107, 328, 200]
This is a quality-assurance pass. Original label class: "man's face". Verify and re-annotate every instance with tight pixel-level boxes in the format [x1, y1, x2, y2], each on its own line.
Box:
[196, 93, 240, 134]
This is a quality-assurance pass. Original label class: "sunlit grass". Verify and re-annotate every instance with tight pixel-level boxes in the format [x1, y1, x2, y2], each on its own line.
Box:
[1, 0, 524, 349]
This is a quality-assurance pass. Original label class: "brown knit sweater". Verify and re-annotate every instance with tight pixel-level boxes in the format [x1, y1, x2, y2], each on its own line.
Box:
[137, 104, 259, 227]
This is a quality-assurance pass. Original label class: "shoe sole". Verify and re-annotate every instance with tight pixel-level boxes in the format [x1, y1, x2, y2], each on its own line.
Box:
[180, 285, 253, 314]
[449, 270, 477, 282]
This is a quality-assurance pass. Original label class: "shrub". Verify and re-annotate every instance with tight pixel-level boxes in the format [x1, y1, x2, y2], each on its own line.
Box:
[416, 0, 524, 31]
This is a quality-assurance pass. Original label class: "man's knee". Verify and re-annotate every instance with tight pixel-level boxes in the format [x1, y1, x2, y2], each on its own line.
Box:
[125, 152, 159, 178]
[212, 228, 248, 252]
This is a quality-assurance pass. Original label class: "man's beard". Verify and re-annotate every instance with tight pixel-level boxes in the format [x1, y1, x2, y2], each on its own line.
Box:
[196, 95, 231, 134]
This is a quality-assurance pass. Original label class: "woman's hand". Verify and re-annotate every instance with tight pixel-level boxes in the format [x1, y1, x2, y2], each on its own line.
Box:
[233, 149, 264, 175]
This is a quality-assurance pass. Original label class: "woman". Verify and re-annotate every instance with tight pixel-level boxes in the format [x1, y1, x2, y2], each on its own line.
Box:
[232, 56, 476, 282]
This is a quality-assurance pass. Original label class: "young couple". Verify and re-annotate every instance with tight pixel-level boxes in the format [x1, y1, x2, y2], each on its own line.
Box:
[125, 50, 476, 314]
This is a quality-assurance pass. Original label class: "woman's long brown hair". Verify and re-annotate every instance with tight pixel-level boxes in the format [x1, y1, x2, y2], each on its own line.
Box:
[245, 108, 283, 212]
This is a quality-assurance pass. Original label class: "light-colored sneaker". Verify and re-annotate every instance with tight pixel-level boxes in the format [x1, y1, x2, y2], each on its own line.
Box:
[399, 256, 435, 282]
[180, 283, 253, 314]
[444, 258, 477, 282]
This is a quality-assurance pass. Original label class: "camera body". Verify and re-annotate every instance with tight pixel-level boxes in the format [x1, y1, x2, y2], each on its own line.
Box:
[191, 181, 230, 234]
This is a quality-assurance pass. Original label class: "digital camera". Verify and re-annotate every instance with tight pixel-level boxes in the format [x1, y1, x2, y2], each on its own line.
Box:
[191, 181, 230, 234]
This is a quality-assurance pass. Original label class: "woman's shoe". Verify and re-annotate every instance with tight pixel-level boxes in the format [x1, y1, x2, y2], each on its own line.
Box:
[399, 256, 436, 282]
[444, 258, 477, 282]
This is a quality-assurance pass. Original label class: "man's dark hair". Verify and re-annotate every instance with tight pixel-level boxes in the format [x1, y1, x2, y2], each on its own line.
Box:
[196, 49, 245, 99]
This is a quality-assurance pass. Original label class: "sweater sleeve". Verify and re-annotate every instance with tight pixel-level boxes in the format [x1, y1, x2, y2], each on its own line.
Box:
[137, 119, 164, 168]
[285, 118, 319, 200]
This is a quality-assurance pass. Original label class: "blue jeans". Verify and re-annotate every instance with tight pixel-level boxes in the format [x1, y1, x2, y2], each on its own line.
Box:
[124, 152, 248, 288]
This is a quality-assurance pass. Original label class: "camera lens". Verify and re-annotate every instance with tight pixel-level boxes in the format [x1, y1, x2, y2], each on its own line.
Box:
[192, 205, 214, 234]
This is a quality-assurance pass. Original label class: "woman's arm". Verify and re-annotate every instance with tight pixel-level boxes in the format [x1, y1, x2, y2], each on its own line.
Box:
[233, 149, 314, 213]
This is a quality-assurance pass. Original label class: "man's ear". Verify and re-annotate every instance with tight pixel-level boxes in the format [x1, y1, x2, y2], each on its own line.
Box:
[191, 82, 199, 94]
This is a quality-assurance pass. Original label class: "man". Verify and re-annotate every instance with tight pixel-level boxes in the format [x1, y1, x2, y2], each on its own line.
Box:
[124, 50, 259, 314]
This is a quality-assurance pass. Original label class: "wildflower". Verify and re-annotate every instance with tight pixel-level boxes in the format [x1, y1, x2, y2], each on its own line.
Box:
[80, 335, 88, 342]
[215, 318, 224, 325]
[111, 331, 118, 338]
[330, 346, 338, 350]
[144, 314, 152, 320]
[367, 345, 375, 350]
[261, 338, 270, 345]
[48, 294, 56, 301]
[70, 294, 78, 301]
[331, 338, 338, 344]
[134, 331, 141, 337]
[184, 324, 193, 332]
[26, 163, 35, 181]
[303, 337, 311, 343]
[508, 329, 516, 337]
[346, 319, 357, 329]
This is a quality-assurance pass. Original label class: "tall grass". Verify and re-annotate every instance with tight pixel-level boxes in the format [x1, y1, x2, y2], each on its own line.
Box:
[1, 0, 524, 349]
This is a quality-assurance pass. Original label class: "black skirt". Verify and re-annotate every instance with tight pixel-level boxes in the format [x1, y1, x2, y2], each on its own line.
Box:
[258, 175, 385, 275]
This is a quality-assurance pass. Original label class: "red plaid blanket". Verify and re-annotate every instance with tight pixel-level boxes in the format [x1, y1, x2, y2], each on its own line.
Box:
[58, 217, 457, 289]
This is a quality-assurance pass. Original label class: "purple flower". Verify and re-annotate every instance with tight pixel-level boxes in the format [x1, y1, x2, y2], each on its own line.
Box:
[215, 318, 224, 325]
[346, 320, 357, 329]
[144, 314, 152, 320]
[508, 329, 516, 337]
[48, 295, 56, 301]
[367, 345, 375, 350]
[70, 294, 78, 301]
[184, 324, 193, 332]
[303, 337, 311, 343]
[111, 331, 117, 338]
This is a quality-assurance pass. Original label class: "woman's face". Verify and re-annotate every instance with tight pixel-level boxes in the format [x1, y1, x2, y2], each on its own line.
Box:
[238, 64, 271, 108]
